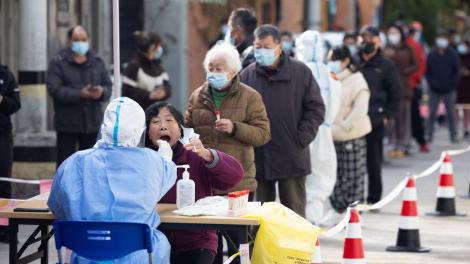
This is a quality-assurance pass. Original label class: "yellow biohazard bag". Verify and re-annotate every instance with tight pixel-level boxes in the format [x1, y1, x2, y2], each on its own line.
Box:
[244, 202, 321, 264]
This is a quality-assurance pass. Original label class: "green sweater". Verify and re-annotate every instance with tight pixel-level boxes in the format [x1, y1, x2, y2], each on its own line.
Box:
[212, 89, 229, 109]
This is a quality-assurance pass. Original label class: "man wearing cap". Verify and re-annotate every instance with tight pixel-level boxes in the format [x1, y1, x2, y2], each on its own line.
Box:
[359, 26, 401, 207]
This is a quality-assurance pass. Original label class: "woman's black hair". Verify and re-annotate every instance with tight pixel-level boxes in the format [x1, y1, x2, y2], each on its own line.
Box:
[144, 102, 184, 148]
[134, 31, 162, 53]
[387, 24, 407, 45]
[331, 45, 358, 73]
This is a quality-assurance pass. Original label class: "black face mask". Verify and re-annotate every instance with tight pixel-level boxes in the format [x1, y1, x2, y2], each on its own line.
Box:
[360, 42, 376, 54]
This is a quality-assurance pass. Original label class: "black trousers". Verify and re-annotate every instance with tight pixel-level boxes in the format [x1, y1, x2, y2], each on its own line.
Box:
[366, 119, 384, 204]
[0, 133, 13, 198]
[256, 177, 306, 217]
[411, 88, 426, 145]
[171, 249, 215, 264]
[56, 132, 98, 167]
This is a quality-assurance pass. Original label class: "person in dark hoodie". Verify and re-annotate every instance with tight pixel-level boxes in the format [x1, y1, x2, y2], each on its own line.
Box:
[358, 26, 401, 207]
[225, 8, 258, 68]
[122, 31, 172, 110]
[0, 64, 20, 242]
[47, 25, 112, 167]
[426, 31, 460, 143]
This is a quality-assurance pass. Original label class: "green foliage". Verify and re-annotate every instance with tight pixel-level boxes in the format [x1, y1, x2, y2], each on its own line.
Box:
[382, 0, 461, 44]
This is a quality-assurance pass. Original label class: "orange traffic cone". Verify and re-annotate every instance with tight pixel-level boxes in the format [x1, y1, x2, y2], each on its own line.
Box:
[342, 207, 365, 264]
[311, 238, 322, 264]
[386, 176, 430, 252]
[427, 153, 466, 216]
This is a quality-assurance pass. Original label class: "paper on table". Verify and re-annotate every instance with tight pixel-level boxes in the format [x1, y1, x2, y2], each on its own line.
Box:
[179, 126, 200, 145]
[173, 196, 261, 217]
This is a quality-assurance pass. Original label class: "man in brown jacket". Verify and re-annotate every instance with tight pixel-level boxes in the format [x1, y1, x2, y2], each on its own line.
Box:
[239, 25, 325, 217]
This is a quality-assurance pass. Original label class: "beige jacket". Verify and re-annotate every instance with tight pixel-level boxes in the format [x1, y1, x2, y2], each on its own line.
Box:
[332, 69, 372, 141]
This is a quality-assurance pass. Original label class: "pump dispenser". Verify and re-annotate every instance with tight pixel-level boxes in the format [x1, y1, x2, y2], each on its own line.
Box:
[176, 165, 195, 209]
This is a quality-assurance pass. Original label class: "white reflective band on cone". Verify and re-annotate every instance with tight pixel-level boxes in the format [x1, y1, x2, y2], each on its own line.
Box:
[311, 245, 322, 263]
[398, 216, 420, 230]
[403, 188, 417, 201]
[345, 223, 363, 239]
[342, 258, 366, 264]
[440, 163, 453, 174]
[437, 187, 456, 198]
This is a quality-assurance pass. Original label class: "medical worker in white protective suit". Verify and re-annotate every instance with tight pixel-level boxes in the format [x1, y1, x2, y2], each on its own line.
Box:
[296, 30, 341, 225]
[48, 97, 176, 264]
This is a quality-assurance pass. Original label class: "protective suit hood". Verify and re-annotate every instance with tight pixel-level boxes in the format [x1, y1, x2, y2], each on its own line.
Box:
[295, 30, 324, 63]
[97, 97, 146, 147]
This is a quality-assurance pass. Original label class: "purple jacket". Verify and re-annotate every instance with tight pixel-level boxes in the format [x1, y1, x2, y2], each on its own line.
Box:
[159, 143, 244, 254]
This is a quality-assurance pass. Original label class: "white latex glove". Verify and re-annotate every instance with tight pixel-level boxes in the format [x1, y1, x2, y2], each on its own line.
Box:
[157, 140, 173, 161]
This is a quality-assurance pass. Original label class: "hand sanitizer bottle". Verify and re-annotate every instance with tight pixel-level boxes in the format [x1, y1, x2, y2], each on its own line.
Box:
[176, 165, 195, 209]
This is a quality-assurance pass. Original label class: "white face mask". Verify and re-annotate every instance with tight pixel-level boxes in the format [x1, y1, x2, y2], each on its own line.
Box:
[436, 38, 449, 49]
[413, 31, 422, 42]
[387, 33, 401, 46]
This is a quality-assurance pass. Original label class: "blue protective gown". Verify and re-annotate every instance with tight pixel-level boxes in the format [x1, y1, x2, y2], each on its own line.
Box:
[48, 144, 176, 263]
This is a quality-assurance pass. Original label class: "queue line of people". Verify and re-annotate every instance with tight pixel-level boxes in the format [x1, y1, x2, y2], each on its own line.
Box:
[0, 6, 467, 264]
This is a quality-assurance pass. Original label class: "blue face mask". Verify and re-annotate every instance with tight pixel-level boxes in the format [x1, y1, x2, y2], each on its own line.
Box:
[155, 46, 163, 60]
[254, 48, 277, 66]
[458, 44, 468, 55]
[71, 41, 89, 56]
[224, 29, 235, 45]
[207, 72, 230, 90]
[282, 41, 293, 53]
[347, 44, 358, 56]
[327, 61, 342, 74]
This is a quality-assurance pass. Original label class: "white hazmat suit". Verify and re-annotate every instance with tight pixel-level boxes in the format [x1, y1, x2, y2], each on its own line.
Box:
[296, 30, 342, 224]
[48, 97, 176, 263]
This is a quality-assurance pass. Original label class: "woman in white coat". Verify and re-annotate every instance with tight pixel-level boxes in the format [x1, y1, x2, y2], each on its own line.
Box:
[321, 46, 372, 226]
[296, 30, 341, 224]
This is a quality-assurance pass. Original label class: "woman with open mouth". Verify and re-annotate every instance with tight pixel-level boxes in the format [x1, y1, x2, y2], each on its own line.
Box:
[145, 101, 244, 264]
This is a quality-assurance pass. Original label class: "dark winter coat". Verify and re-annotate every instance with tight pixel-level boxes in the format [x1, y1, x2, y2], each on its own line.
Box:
[239, 53, 325, 180]
[122, 52, 171, 110]
[359, 51, 401, 123]
[426, 48, 460, 95]
[47, 48, 112, 133]
[0, 65, 21, 134]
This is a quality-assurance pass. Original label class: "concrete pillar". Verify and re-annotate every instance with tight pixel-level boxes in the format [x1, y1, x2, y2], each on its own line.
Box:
[307, 0, 322, 31]
[13, 0, 55, 183]
[144, 0, 189, 112]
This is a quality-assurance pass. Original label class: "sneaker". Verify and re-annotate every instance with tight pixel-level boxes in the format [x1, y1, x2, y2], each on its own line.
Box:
[366, 202, 381, 214]
[394, 150, 405, 158]
[419, 144, 430, 153]
[387, 150, 398, 158]
[319, 209, 344, 228]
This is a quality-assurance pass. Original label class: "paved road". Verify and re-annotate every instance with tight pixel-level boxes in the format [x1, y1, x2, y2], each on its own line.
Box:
[0, 127, 469, 263]
[320, 127, 470, 264]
